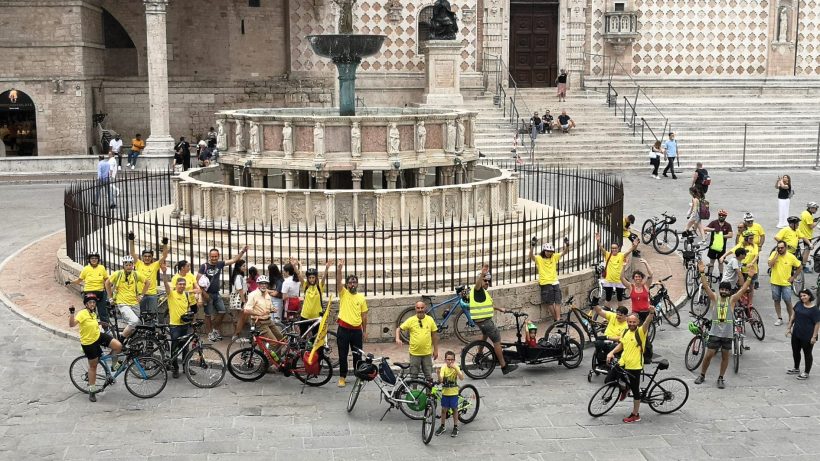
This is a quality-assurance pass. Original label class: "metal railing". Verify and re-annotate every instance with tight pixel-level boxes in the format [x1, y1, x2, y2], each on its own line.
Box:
[483, 52, 534, 160]
[64, 165, 623, 297]
[723, 121, 820, 170]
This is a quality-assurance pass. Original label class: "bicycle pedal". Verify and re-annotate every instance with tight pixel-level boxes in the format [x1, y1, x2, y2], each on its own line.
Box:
[744, 346, 750, 350]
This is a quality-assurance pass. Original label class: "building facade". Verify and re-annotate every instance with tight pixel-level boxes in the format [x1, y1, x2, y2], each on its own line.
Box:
[1, 0, 818, 157]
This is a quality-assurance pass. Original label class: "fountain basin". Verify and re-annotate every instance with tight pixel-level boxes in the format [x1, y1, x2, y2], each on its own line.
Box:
[306, 34, 386, 62]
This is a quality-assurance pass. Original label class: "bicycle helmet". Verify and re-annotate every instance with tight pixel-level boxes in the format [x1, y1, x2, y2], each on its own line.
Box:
[83, 293, 99, 304]
[121, 255, 134, 264]
[687, 321, 701, 335]
[542, 243, 555, 252]
[256, 275, 270, 284]
[743, 230, 754, 238]
[718, 209, 728, 217]
[787, 216, 800, 225]
[743, 212, 754, 222]
[527, 322, 538, 331]
[180, 311, 195, 323]
[305, 268, 319, 277]
[354, 362, 378, 381]
[86, 251, 100, 259]
[808, 202, 819, 209]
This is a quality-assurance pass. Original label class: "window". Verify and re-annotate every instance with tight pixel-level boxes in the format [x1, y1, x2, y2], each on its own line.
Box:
[614, 2, 625, 12]
[249, 0, 260, 7]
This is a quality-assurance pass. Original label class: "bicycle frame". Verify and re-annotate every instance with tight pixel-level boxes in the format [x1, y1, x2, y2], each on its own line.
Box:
[422, 293, 467, 330]
[98, 351, 153, 382]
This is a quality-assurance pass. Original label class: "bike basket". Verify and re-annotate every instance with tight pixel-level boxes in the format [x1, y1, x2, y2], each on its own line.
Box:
[682, 250, 696, 260]
[302, 351, 320, 376]
[665, 216, 677, 225]
[379, 360, 397, 385]
[547, 333, 561, 347]
[354, 362, 378, 381]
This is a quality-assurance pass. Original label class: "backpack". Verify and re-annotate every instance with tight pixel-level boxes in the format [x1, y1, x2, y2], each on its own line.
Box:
[698, 199, 711, 220]
[698, 169, 711, 186]
[633, 328, 653, 365]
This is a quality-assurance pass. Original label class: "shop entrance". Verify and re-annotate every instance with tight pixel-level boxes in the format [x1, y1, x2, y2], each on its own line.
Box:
[0, 89, 37, 156]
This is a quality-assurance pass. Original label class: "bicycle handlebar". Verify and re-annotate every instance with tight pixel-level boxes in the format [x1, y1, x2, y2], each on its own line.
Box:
[563, 295, 575, 305]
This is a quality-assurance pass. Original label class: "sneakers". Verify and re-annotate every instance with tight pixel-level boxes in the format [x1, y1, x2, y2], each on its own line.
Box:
[717, 377, 725, 389]
[435, 425, 446, 436]
[172, 369, 180, 379]
[208, 330, 222, 342]
[89, 392, 97, 402]
[126, 163, 131, 168]
[774, 318, 783, 326]
[797, 372, 810, 380]
[672, 176, 678, 180]
[787, 368, 800, 374]
[130, 165, 135, 170]
[337, 377, 346, 388]
[501, 364, 518, 375]
[694, 374, 705, 385]
[451, 426, 459, 437]
[623, 413, 641, 423]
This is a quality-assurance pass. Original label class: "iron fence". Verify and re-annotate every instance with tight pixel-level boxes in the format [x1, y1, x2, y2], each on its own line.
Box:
[65, 164, 623, 297]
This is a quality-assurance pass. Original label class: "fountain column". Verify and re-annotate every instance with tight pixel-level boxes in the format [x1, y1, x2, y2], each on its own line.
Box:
[351, 169, 363, 190]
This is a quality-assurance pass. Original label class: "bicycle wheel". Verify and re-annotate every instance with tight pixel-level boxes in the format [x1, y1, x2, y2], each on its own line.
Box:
[544, 321, 586, 349]
[685, 268, 698, 299]
[647, 377, 689, 414]
[293, 355, 333, 387]
[453, 309, 482, 344]
[690, 290, 711, 317]
[748, 307, 765, 340]
[226, 335, 252, 359]
[347, 378, 364, 413]
[661, 297, 680, 327]
[422, 399, 437, 445]
[587, 284, 603, 305]
[322, 330, 340, 369]
[588, 382, 620, 417]
[227, 347, 268, 382]
[647, 321, 657, 344]
[127, 335, 166, 362]
[396, 378, 432, 420]
[460, 340, 497, 380]
[124, 357, 168, 399]
[813, 245, 820, 272]
[733, 336, 740, 374]
[791, 269, 804, 296]
[184, 345, 226, 388]
[457, 384, 480, 423]
[653, 229, 679, 255]
[562, 338, 583, 369]
[395, 307, 417, 343]
[641, 219, 655, 244]
[684, 336, 705, 371]
[69, 355, 107, 394]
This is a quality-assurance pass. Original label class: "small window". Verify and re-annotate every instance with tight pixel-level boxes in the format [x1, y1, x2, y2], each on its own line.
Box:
[249, 0, 260, 7]
[614, 2, 625, 12]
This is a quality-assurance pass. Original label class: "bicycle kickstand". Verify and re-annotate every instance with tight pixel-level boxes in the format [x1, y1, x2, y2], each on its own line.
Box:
[379, 404, 394, 421]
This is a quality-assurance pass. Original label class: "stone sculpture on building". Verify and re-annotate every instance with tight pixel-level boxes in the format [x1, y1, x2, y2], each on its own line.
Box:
[249, 122, 259, 154]
[351, 122, 361, 158]
[416, 121, 427, 153]
[778, 6, 790, 42]
[216, 119, 227, 151]
[388, 122, 400, 155]
[282, 122, 293, 157]
[314, 122, 325, 158]
[446, 120, 456, 152]
[429, 0, 459, 40]
[455, 117, 465, 152]
[333, 0, 356, 34]
[234, 120, 245, 152]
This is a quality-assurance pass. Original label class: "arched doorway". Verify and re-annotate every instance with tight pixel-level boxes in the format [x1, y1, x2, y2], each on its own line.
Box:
[0, 89, 37, 156]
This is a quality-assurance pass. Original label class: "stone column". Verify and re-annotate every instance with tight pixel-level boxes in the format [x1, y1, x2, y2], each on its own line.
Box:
[385, 170, 399, 189]
[250, 168, 265, 188]
[220, 188, 231, 228]
[221, 163, 233, 186]
[459, 186, 472, 223]
[170, 175, 181, 218]
[351, 169, 363, 190]
[441, 166, 454, 186]
[421, 190, 432, 224]
[488, 182, 500, 220]
[284, 170, 296, 189]
[201, 185, 213, 226]
[233, 188, 245, 228]
[316, 171, 329, 189]
[179, 182, 191, 225]
[455, 165, 464, 184]
[141, 0, 175, 162]
[416, 167, 428, 187]
[325, 192, 336, 228]
[233, 166, 243, 186]
[465, 161, 476, 183]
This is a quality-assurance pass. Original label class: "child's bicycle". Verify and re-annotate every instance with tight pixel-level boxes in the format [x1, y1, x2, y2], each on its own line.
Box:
[421, 383, 480, 444]
[69, 346, 168, 399]
[587, 359, 689, 417]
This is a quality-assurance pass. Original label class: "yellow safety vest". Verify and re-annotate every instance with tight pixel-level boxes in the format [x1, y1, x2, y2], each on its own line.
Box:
[469, 287, 494, 320]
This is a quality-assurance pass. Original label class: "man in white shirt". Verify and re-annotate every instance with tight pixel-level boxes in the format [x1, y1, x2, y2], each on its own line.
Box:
[108, 135, 124, 170]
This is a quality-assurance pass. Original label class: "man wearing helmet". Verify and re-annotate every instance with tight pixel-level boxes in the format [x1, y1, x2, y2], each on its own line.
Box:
[693, 260, 757, 389]
[774, 216, 804, 256]
[704, 209, 733, 278]
[105, 256, 150, 339]
[742, 213, 766, 249]
[529, 236, 570, 323]
[69, 293, 123, 402]
[769, 240, 804, 326]
[128, 231, 170, 322]
[798, 202, 819, 272]
[243, 274, 283, 342]
[595, 232, 639, 311]
[468, 263, 517, 375]
[65, 251, 111, 324]
[298, 261, 333, 336]
[162, 266, 195, 378]
[728, 231, 761, 306]
[335, 259, 369, 387]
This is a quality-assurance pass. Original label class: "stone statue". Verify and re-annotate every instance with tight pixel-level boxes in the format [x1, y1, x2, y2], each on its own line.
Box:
[388, 122, 400, 155]
[430, 0, 458, 40]
[334, 0, 356, 34]
[216, 119, 227, 151]
[455, 117, 465, 152]
[446, 120, 456, 152]
[282, 122, 293, 157]
[351, 122, 361, 158]
[416, 121, 427, 153]
[249, 122, 259, 153]
[234, 120, 245, 151]
[314, 122, 325, 158]
[778, 6, 789, 42]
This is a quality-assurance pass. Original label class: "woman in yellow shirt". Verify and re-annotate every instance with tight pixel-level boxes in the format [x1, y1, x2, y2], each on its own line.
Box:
[596, 232, 639, 311]
[68, 293, 122, 402]
[65, 251, 110, 324]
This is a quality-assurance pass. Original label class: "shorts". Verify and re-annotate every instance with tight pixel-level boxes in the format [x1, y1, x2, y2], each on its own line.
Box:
[81, 332, 114, 360]
[476, 318, 501, 343]
[204, 293, 226, 316]
[440, 395, 459, 410]
[771, 284, 792, 303]
[707, 336, 733, 351]
[603, 286, 626, 302]
[116, 304, 141, 327]
[140, 294, 158, 315]
[540, 284, 562, 304]
[635, 310, 650, 323]
[706, 248, 726, 261]
[409, 354, 433, 380]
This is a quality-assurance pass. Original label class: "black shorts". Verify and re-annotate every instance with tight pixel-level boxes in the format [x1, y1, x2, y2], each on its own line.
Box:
[539, 284, 562, 304]
[707, 336, 733, 351]
[81, 333, 114, 360]
[706, 248, 726, 260]
[604, 286, 626, 301]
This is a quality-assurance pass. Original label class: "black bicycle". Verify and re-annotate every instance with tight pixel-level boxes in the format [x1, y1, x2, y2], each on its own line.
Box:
[588, 359, 689, 417]
[544, 296, 607, 350]
[641, 212, 679, 255]
[645, 275, 680, 343]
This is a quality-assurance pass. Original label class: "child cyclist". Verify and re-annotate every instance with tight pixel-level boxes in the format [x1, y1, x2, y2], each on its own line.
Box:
[68, 293, 122, 402]
[435, 351, 465, 437]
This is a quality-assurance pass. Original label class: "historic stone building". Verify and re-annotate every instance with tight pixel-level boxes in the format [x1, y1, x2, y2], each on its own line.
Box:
[1, 0, 818, 159]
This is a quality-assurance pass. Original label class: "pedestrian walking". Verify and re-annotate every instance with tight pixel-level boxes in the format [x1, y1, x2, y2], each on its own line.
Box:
[92, 155, 114, 209]
[107, 151, 119, 198]
[556, 69, 568, 102]
[685, 187, 705, 240]
[776, 174, 793, 228]
[649, 141, 662, 179]
[692, 162, 710, 196]
[175, 137, 191, 171]
[786, 289, 820, 380]
[127, 134, 145, 169]
[662, 133, 678, 179]
[395, 300, 439, 381]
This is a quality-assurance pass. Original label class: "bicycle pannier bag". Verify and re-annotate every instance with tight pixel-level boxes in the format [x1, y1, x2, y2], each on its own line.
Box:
[378, 360, 397, 385]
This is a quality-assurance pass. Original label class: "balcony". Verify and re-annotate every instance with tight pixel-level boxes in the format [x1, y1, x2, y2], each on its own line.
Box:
[603, 12, 640, 54]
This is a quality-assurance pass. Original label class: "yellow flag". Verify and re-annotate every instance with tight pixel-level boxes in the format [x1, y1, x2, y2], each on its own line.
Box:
[307, 294, 333, 365]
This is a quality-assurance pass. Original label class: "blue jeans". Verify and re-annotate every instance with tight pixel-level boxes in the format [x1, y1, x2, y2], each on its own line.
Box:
[93, 179, 112, 207]
[128, 149, 140, 166]
[170, 324, 191, 371]
[771, 284, 792, 303]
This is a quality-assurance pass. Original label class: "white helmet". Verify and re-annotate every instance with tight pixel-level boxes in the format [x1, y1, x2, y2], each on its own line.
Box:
[743, 212, 754, 222]
[121, 255, 134, 264]
[807, 201, 818, 209]
[256, 275, 270, 284]
[542, 243, 555, 252]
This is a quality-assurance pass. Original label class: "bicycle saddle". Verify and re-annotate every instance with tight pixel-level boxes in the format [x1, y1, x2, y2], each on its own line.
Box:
[393, 362, 411, 369]
[656, 359, 670, 370]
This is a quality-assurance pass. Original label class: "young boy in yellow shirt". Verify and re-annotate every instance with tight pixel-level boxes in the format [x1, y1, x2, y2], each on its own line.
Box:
[435, 351, 464, 437]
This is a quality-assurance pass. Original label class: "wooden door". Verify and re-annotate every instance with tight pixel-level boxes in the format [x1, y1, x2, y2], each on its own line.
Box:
[510, 2, 559, 88]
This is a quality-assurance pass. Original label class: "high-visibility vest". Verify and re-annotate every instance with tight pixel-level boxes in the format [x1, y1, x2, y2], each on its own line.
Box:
[469, 287, 494, 320]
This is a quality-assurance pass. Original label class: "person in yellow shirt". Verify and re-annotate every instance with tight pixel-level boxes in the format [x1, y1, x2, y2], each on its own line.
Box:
[335, 259, 368, 387]
[742, 212, 766, 248]
[68, 293, 122, 402]
[596, 231, 639, 311]
[297, 261, 332, 336]
[170, 260, 200, 312]
[162, 267, 194, 379]
[576, 303, 628, 373]
[529, 237, 570, 322]
[128, 231, 169, 322]
[606, 307, 654, 424]
[727, 231, 760, 302]
[65, 251, 110, 324]
[798, 202, 818, 272]
[769, 241, 804, 326]
[434, 351, 465, 438]
[623, 214, 636, 243]
[395, 301, 440, 380]
[105, 256, 150, 339]
[774, 216, 802, 254]
[127, 133, 145, 169]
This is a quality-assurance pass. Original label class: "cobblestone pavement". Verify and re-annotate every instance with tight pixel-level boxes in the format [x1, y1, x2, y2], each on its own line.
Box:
[2, 171, 820, 460]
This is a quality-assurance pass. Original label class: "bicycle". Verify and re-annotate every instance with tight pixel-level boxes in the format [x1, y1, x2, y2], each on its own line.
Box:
[684, 313, 711, 371]
[69, 345, 168, 399]
[680, 234, 707, 299]
[421, 383, 480, 445]
[544, 296, 607, 350]
[587, 359, 689, 417]
[646, 276, 680, 343]
[735, 295, 765, 341]
[641, 212, 680, 255]
[395, 285, 478, 345]
[460, 310, 582, 379]
[732, 316, 749, 374]
[690, 273, 720, 317]
[160, 319, 227, 388]
[346, 347, 432, 421]
[226, 325, 333, 387]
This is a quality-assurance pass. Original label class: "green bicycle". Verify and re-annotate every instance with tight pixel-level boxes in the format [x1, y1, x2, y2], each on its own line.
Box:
[421, 383, 480, 444]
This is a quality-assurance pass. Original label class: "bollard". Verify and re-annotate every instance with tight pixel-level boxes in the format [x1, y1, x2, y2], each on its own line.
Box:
[730, 123, 748, 172]
[814, 122, 820, 170]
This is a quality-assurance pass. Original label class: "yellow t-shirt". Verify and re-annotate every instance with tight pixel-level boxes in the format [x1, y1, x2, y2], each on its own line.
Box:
[301, 281, 325, 319]
[167, 289, 190, 326]
[623, 217, 632, 239]
[338, 288, 368, 327]
[399, 315, 438, 356]
[135, 260, 161, 295]
[775, 227, 799, 251]
[110, 270, 145, 306]
[619, 327, 647, 370]
[602, 251, 626, 284]
[603, 311, 628, 339]
[730, 243, 759, 273]
[746, 222, 765, 248]
[768, 251, 802, 287]
[171, 272, 198, 305]
[75, 309, 101, 346]
[79, 264, 108, 292]
[534, 253, 561, 285]
[439, 364, 461, 396]
[798, 210, 815, 239]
